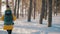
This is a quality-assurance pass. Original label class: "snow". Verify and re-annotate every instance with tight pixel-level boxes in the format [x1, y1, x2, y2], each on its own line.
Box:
[0, 5, 60, 34]
[0, 15, 60, 34]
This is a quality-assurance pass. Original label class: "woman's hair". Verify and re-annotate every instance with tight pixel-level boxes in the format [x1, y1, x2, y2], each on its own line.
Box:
[5, 5, 12, 15]
[7, 5, 10, 8]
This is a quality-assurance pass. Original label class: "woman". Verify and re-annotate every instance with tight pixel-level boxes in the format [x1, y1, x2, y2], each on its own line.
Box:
[1, 5, 16, 34]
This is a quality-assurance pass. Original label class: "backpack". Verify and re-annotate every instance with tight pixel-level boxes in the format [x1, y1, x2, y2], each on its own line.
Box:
[4, 10, 14, 25]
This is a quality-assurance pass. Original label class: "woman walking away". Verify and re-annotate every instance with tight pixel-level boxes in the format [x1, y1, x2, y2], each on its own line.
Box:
[1, 5, 16, 34]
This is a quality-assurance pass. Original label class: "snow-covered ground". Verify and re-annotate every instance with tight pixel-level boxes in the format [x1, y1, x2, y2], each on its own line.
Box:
[0, 14, 60, 34]
[0, 5, 60, 34]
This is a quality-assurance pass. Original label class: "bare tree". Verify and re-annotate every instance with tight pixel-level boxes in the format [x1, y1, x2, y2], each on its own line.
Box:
[17, 0, 20, 18]
[14, 0, 17, 16]
[39, 0, 45, 24]
[12, 0, 14, 13]
[0, 0, 1, 16]
[25, 0, 27, 17]
[48, 0, 52, 27]
[34, 0, 36, 19]
[28, 0, 32, 22]
[44, 0, 47, 20]
[22, 0, 24, 17]
[25, 3, 27, 16]
[6, 0, 8, 8]
[53, 0, 58, 16]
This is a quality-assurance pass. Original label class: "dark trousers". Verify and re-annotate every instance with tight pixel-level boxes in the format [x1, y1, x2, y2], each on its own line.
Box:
[7, 30, 12, 34]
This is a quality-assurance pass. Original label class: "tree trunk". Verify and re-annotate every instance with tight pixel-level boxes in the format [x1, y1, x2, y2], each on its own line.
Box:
[55, 0, 58, 16]
[14, 0, 17, 16]
[0, 0, 1, 16]
[25, 3, 27, 16]
[28, 0, 32, 22]
[6, 0, 8, 8]
[39, 0, 45, 24]
[22, 0, 24, 17]
[48, 0, 52, 27]
[53, 0, 55, 16]
[44, 0, 47, 20]
[17, 0, 20, 18]
[25, 0, 27, 17]
[12, 0, 14, 14]
[34, 0, 36, 19]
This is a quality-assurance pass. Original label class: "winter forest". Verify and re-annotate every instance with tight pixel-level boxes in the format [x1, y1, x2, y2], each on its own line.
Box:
[0, 0, 60, 34]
